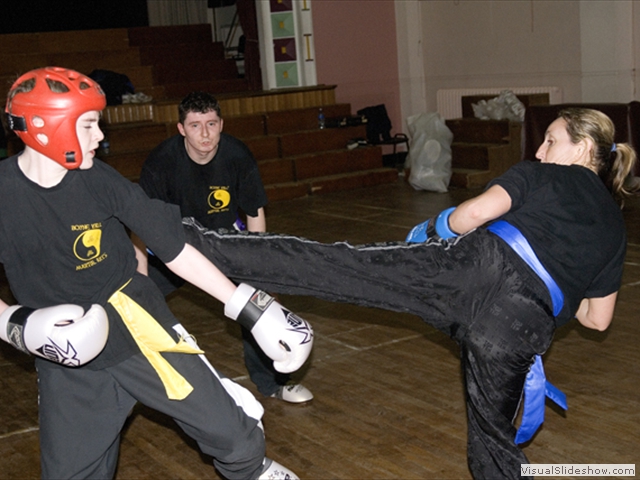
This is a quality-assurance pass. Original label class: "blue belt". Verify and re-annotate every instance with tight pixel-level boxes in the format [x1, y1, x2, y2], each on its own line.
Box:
[486, 220, 568, 444]
[486, 220, 563, 316]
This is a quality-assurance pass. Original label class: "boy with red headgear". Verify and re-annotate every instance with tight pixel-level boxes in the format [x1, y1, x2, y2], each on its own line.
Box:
[0, 67, 311, 479]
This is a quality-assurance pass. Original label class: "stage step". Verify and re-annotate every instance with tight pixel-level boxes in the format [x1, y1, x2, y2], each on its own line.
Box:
[137, 42, 226, 65]
[127, 24, 213, 47]
[223, 115, 267, 138]
[293, 146, 384, 180]
[257, 147, 383, 185]
[444, 93, 550, 189]
[265, 104, 353, 134]
[280, 126, 367, 157]
[243, 136, 280, 161]
[447, 117, 523, 189]
[450, 168, 495, 189]
[102, 150, 152, 181]
[0, 28, 130, 56]
[101, 122, 171, 155]
[161, 79, 250, 99]
[0, 23, 394, 201]
[446, 118, 512, 144]
[97, 108, 390, 197]
[265, 168, 399, 202]
[145, 85, 338, 124]
[450, 143, 511, 171]
[151, 59, 239, 84]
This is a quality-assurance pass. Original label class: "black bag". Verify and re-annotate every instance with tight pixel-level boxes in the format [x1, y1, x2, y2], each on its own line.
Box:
[88, 69, 135, 106]
[357, 104, 393, 144]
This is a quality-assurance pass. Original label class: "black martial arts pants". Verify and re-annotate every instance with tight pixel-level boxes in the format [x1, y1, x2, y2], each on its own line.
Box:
[184, 219, 557, 480]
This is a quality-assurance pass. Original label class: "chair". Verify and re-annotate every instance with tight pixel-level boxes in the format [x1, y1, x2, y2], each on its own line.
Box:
[357, 104, 409, 165]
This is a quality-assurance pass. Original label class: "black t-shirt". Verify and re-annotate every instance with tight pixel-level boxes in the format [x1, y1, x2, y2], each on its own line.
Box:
[0, 156, 186, 368]
[139, 133, 268, 230]
[488, 161, 626, 326]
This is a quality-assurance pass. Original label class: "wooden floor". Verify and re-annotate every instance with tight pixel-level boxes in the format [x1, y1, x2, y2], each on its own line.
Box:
[1, 177, 638, 479]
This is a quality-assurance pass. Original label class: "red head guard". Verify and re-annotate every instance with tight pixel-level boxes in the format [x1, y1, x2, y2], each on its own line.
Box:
[4, 67, 106, 169]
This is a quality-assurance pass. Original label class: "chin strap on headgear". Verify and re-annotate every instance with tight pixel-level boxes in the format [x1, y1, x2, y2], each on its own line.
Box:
[4, 66, 106, 169]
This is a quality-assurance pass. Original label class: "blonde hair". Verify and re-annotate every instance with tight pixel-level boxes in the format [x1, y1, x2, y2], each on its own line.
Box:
[558, 108, 637, 201]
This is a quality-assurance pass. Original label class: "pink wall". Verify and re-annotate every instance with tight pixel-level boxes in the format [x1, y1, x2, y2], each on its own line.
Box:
[312, 0, 403, 141]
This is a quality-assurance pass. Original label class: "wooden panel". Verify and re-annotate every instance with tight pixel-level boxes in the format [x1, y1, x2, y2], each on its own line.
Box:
[45, 49, 142, 72]
[445, 119, 512, 144]
[127, 25, 213, 46]
[450, 144, 491, 171]
[101, 122, 170, 155]
[100, 151, 148, 181]
[161, 79, 249, 104]
[242, 136, 280, 161]
[0, 50, 143, 77]
[223, 115, 267, 139]
[0, 54, 48, 75]
[153, 102, 181, 124]
[450, 168, 494, 189]
[152, 60, 238, 84]
[102, 105, 156, 125]
[217, 85, 337, 116]
[42, 29, 130, 53]
[294, 147, 383, 180]
[265, 104, 353, 135]
[279, 125, 367, 157]
[137, 43, 226, 65]
[0, 28, 129, 55]
[0, 32, 40, 55]
[258, 158, 295, 184]
[123, 66, 156, 91]
[264, 182, 309, 202]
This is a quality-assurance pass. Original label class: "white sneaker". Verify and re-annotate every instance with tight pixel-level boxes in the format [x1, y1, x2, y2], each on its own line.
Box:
[270, 384, 313, 404]
[258, 458, 299, 480]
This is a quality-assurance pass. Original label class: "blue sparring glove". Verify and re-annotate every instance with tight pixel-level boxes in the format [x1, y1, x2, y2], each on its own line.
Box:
[406, 207, 458, 243]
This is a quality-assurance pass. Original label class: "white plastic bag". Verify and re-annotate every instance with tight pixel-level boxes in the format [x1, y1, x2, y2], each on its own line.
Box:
[471, 90, 525, 122]
[406, 112, 453, 193]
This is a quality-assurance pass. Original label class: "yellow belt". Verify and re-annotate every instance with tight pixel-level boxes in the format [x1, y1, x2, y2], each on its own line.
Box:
[108, 280, 203, 400]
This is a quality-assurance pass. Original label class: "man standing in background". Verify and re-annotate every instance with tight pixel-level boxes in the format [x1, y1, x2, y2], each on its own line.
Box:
[133, 91, 313, 404]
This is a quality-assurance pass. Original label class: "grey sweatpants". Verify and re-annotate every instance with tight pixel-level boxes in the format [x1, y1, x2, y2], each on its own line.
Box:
[183, 219, 556, 480]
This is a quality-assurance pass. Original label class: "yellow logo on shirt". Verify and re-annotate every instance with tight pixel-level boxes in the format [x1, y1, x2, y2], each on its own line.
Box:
[207, 186, 231, 213]
[71, 223, 108, 270]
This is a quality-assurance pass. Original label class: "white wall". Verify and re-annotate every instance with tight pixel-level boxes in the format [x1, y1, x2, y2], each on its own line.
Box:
[580, 1, 635, 102]
[420, 0, 582, 112]
[395, 0, 427, 131]
[395, 0, 640, 122]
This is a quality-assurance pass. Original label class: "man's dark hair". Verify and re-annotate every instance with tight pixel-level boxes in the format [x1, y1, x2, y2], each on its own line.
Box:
[178, 91, 221, 124]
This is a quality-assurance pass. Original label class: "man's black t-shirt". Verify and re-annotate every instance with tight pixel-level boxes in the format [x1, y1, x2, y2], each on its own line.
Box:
[0, 156, 186, 368]
[139, 133, 268, 230]
[488, 161, 626, 325]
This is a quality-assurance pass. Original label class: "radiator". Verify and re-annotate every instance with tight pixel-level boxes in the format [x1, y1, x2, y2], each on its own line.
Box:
[436, 87, 563, 120]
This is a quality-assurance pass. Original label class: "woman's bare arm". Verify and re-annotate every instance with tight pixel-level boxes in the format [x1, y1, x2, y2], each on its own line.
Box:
[448, 185, 513, 234]
[574, 293, 618, 331]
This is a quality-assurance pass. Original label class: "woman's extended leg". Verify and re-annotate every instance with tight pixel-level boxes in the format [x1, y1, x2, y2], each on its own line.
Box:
[184, 220, 493, 337]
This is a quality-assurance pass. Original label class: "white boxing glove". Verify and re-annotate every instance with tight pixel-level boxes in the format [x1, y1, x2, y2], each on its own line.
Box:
[0, 304, 109, 367]
[225, 283, 313, 373]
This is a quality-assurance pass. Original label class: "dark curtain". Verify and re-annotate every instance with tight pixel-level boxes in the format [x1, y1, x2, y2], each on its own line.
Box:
[1, 0, 148, 33]
[236, 0, 262, 91]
